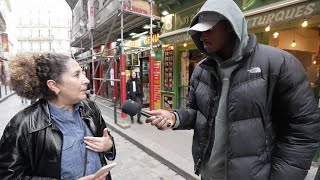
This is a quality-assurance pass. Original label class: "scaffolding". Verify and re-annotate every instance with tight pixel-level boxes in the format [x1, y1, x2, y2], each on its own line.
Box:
[69, 0, 158, 119]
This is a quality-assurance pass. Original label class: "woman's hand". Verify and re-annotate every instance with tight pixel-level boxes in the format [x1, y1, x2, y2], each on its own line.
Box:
[83, 128, 113, 152]
[145, 109, 176, 130]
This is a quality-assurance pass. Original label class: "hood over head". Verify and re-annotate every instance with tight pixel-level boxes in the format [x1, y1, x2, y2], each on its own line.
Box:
[188, 0, 249, 66]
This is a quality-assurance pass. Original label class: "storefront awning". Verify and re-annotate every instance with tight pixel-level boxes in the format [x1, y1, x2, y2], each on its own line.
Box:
[158, 28, 191, 45]
[159, 0, 320, 45]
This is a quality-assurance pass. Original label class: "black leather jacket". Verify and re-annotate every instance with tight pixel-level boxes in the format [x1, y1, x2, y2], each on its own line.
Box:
[0, 99, 116, 180]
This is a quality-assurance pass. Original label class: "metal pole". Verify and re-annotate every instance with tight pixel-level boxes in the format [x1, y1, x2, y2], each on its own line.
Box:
[149, 0, 155, 110]
[120, 1, 127, 118]
[114, 60, 118, 124]
[90, 30, 95, 97]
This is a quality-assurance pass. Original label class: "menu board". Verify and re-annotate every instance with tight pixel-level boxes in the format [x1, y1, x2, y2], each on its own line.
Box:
[163, 94, 174, 111]
[164, 50, 174, 91]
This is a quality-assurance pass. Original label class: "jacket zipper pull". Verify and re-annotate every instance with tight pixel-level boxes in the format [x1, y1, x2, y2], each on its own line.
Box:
[194, 159, 201, 174]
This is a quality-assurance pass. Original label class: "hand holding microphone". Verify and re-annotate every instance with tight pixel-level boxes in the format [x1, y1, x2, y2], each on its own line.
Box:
[121, 100, 175, 130]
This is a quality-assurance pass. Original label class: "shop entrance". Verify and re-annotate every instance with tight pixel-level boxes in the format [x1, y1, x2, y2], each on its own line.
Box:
[178, 49, 205, 109]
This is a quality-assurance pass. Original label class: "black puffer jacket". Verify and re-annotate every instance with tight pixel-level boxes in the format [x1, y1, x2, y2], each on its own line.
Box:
[176, 34, 320, 180]
[0, 99, 116, 180]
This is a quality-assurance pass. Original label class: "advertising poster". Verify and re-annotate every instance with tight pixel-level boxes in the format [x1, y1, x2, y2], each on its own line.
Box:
[154, 61, 161, 109]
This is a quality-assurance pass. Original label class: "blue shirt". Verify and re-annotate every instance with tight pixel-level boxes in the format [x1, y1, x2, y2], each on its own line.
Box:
[48, 102, 102, 179]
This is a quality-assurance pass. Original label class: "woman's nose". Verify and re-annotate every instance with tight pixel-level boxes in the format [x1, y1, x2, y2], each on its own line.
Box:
[82, 75, 90, 84]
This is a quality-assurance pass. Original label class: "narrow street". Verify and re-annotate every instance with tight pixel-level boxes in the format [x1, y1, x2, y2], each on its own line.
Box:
[0, 95, 185, 180]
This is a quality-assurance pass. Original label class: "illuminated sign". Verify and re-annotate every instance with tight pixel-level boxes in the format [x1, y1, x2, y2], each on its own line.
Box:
[124, 33, 159, 48]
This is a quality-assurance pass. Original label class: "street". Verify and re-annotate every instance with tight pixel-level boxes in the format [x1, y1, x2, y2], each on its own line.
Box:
[0, 95, 185, 180]
[0, 94, 318, 180]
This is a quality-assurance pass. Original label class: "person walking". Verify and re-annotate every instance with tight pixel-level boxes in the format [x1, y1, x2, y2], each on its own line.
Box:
[0, 53, 116, 180]
[126, 71, 143, 124]
[145, 0, 320, 180]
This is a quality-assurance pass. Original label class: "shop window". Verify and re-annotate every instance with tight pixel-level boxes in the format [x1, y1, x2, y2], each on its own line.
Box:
[164, 49, 174, 91]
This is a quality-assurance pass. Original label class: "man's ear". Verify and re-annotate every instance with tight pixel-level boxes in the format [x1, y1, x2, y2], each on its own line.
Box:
[47, 80, 60, 94]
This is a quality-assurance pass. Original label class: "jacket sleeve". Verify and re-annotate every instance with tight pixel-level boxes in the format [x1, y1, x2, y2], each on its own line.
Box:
[0, 115, 33, 180]
[90, 101, 116, 161]
[270, 55, 320, 179]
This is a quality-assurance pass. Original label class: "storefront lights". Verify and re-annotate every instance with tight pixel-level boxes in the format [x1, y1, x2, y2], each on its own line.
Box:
[183, 42, 187, 47]
[302, 20, 308, 27]
[273, 32, 279, 38]
[265, 24, 270, 32]
[162, 11, 169, 16]
[291, 40, 296, 48]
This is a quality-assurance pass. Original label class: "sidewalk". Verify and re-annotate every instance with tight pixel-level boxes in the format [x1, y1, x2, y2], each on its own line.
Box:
[0, 85, 15, 103]
[93, 96, 200, 180]
[93, 95, 318, 180]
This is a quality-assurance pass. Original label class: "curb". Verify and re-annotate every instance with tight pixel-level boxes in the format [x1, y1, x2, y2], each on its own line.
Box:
[0, 92, 16, 103]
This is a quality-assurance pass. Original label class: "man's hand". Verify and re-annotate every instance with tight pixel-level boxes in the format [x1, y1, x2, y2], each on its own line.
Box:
[84, 128, 113, 152]
[145, 109, 176, 130]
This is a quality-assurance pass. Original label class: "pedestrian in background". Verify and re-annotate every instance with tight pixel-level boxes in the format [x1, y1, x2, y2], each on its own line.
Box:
[126, 71, 143, 124]
[20, 96, 27, 104]
[145, 0, 320, 179]
[0, 53, 116, 180]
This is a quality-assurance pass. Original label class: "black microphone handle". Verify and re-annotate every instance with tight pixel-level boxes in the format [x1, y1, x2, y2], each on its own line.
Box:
[140, 110, 152, 118]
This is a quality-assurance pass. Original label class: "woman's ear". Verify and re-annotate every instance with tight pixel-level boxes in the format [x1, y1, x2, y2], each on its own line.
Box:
[47, 80, 60, 95]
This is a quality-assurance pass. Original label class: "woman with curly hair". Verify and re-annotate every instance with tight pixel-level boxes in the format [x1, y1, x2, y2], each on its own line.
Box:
[0, 53, 116, 180]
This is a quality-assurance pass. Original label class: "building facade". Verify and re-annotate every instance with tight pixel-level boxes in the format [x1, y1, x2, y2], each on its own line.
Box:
[13, 0, 71, 55]
[0, 0, 15, 85]
[158, 0, 320, 110]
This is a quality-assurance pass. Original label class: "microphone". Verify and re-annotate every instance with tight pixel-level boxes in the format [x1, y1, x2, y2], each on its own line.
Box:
[121, 99, 152, 117]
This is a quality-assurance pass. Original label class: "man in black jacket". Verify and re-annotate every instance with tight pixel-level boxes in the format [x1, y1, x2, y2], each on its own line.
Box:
[145, 0, 320, 179]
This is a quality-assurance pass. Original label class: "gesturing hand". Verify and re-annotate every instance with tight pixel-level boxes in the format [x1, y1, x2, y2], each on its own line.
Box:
[83, 128, 113, 152]
[145, 109, 175, 130]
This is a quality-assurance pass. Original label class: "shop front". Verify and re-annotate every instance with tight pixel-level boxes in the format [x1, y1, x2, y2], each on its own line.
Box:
[244, 0, 320, 99]
[159, 2, 206, 110]
[158, 0, 320, 110]
[123, 33, 161, 108]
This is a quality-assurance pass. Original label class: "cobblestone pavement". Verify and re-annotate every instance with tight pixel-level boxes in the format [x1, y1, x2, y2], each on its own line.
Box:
[0, 95, 318, 180]
[0, 95, 185, 180]
[110, 132, 185, 180]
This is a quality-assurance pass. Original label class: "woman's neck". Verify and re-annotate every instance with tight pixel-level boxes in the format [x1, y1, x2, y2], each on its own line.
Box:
[49, 99, 74, 112]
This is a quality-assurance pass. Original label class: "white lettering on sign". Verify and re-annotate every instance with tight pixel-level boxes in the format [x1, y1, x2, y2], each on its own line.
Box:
[246, 3, 316, 29]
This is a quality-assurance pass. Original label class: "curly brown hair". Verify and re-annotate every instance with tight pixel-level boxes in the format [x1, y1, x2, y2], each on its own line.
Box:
[9, 53, 71, 100]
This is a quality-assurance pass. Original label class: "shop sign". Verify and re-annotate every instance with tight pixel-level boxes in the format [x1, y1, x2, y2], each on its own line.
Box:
[175, 3, 203, 30]
[124, 33, 159, 49]
[123, 3, 148, 16]
[1, 33, 8, 52]
[159, 32, 191, 45]
[234, 0, 280, 11]
[246, 1, 319, 29]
